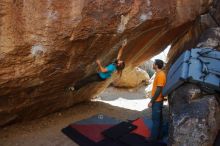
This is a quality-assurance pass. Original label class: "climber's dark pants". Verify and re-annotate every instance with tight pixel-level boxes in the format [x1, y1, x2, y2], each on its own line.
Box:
[74, 73, 104, 90]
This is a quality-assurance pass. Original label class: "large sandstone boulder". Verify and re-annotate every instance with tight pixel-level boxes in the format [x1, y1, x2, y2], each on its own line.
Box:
[0, 0, 212, 126]
[112, 67, 150, 88]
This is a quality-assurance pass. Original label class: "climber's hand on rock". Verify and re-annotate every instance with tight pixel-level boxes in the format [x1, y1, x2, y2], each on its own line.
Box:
[96, 59, 101, 65]
[122, 39, 127, 47]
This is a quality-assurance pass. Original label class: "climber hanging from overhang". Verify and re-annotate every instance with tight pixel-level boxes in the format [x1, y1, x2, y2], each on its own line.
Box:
[69, 39, 127, 91]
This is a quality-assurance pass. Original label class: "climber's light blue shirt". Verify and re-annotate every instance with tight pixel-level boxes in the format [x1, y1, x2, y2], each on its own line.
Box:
[98, 63, 117, 79]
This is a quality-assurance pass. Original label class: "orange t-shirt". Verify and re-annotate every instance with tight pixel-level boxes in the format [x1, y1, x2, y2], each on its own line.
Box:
[151, 70, 166, 102]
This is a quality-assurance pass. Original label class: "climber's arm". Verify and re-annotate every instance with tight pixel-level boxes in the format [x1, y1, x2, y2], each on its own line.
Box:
[117, 39, 127, 60]
[96, 60, 107, 73]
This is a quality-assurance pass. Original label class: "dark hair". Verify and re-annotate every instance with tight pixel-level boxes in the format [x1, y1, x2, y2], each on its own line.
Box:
[154, 59, 164, 69]
[116, 61, 125, 71]
[115, 60, 125, 77]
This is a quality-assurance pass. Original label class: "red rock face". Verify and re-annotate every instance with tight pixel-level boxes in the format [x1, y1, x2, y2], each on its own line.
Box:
[0, 0, 211, 125]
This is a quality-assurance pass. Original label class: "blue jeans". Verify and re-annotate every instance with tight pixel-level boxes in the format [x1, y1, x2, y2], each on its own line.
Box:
[151, 101, 163, 140]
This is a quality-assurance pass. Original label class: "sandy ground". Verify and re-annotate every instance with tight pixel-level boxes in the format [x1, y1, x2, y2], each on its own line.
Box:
[0, 86, 168, 146]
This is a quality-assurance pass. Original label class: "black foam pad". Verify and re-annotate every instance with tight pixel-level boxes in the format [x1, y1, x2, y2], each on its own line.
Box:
[119, 133, 167, 146]
[102, 122, 137, 140]
[214, 130, 220, 146]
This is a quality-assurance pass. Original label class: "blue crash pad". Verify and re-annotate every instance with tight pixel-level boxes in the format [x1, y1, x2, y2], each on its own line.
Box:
[163, 48, 220, 96]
